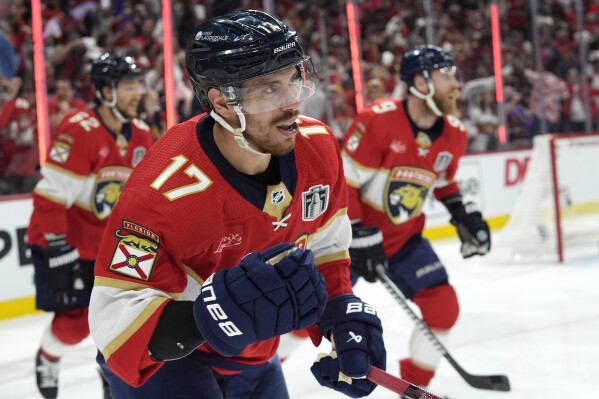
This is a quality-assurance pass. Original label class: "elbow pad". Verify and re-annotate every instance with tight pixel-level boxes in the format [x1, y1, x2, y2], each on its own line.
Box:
[148, 300, 206, 361]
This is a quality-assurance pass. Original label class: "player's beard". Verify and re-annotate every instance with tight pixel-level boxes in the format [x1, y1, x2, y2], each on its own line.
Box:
[244, 111, 299, 156]
[116, 102, 138, 120]
[433, 89, 460, 115]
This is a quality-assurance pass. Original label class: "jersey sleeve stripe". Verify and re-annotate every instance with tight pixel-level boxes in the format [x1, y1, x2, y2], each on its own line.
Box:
[93, 276, 183, 299]
[102, 296, 169, 360]
[90, 285, 169, 358]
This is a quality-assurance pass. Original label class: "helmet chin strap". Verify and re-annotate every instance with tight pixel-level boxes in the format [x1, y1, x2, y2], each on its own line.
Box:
[210, 105, 269, 156]
[95, 84, 131, 123]
[408, 70, 444, 117]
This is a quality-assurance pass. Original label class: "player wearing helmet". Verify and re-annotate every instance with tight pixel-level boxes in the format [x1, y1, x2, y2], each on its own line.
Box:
[88, 10, 385, 399]
[28, 53, 154, 399]
[342, 45, 491, 389]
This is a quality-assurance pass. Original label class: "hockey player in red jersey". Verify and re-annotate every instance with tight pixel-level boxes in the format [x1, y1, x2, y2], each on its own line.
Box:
[28, 54, 154, 399]
[88, 10, 386, 399]
[342, 45, 491, 388]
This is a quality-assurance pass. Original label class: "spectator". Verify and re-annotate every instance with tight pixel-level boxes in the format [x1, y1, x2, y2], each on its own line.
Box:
[0, 78, 38, 194]
[48, 79, 86, 135]
[524, 66, 568, 134]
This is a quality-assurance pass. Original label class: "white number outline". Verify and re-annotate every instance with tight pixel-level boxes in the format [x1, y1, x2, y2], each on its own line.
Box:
[150, 155, 212, 201]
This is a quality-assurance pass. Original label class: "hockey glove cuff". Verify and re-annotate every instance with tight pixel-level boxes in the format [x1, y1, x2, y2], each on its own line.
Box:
[349, 225, 387, 283]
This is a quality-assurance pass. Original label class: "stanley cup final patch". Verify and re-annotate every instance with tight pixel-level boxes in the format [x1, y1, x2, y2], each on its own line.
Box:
[109, 221, 160, 281]
[302, 184, 329, 221]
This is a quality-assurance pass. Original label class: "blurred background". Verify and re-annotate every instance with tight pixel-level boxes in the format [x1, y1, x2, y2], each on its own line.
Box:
[0, 0, 598, 194]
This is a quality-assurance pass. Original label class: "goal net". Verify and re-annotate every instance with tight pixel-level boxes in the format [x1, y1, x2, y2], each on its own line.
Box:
[491, 133, 599, 263]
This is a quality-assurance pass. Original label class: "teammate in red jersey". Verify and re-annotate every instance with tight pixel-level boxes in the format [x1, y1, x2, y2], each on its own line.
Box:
[28, 54, 154, 399]
[342, 45, 491, 388]
[88, 10, 385, 399]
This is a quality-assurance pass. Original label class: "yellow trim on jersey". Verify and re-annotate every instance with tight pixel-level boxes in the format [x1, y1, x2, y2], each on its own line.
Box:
[42, 162, 88, 180]
[314, 207, 348, 234]
[103, 296, 169, 360]
[93, 276, 183, 300]
[315, 249, 350, 266]
[343, 156, 381, 174]
[33, 187, 68, 206]
[183, 263, 205, 285]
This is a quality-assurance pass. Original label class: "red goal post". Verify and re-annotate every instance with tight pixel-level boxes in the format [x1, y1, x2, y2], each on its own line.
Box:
[492, 133, 599, 263]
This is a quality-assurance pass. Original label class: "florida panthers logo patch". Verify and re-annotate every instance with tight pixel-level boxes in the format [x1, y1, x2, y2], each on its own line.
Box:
[302, 184, 329, 221]
[109, 221, 160, 281]
[92, 166, 132, 220]
[385, 167, 435, 225]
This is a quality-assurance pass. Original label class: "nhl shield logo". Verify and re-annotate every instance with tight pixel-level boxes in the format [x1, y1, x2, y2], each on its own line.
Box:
[302, 184, 329, 221]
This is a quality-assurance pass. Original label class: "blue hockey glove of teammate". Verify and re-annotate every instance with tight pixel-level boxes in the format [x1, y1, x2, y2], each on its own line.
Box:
[193, 243, 327, 357]
[311, 294, 386, 398]
[446, 200, 491, 258]
[349, 225, 387, 283]
[42, 234, 83, 306]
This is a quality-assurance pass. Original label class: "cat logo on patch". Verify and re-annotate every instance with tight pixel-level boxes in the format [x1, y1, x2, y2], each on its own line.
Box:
[302, 184, 329, 221]
[385, 166, 435, 225]
[92, 166, 132, 220]
[109, 229, 159, 281]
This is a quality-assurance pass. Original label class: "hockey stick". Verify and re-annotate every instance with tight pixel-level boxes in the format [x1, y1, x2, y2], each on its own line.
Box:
[375, 264, 511, 392]
[366, 365, 442, 399]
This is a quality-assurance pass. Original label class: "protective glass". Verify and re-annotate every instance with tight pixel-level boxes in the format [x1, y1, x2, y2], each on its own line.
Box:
[220, 56, 316, 114]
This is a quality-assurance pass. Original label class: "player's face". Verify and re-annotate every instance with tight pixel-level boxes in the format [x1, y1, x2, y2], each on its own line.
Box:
[240, 67, 302, 156]
[115, 79, 143, 119]
[430, 67, 461, 114]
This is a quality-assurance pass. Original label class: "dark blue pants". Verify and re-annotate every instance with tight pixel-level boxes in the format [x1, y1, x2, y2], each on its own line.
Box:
[98, 351, 289, 399]
[351, 234, 448, 298]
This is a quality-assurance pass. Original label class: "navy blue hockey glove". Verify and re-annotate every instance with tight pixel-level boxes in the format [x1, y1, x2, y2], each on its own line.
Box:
[42, 236, 83, 306]
[349, 225, 387, 283]
[449, 202, 491, 258]
[193, 243, 327, 357]
[311, 294, 386, 398]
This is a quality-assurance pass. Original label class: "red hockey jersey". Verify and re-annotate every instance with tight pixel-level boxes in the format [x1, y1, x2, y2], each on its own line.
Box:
[27, 109, 154, 259]
[342, 98, 467, 256]
[89, 114, 353, 387]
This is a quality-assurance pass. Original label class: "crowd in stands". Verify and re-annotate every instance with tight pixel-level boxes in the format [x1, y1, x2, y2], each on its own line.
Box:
[1, 0, 599, 194]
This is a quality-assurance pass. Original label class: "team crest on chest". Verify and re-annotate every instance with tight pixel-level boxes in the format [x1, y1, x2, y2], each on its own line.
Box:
[109, 221, 160, 281]
[385, 167, 435, 225]
[302, 184, 329, 221]
[93, 166, 132, 220]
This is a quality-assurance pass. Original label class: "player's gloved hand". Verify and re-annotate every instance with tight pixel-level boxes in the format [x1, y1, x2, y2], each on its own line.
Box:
[311, 294, 386, 397]
[193, 243, 327, 357]
[42, 235, 82, 306]
[449, 202, 491, 258]
[349, 225, 387, 283]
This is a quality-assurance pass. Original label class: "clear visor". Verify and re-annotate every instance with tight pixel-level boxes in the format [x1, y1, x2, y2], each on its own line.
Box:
[220, 56, 316, 114]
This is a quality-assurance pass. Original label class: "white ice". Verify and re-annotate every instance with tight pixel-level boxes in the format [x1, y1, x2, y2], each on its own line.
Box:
[2, 237, 599, 398]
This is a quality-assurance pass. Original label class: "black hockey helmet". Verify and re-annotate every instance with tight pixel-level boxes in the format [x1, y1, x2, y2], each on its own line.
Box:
[91, 53, 143, 91]
[400, 45, 455, 87]
[186, 9, 315, 113]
